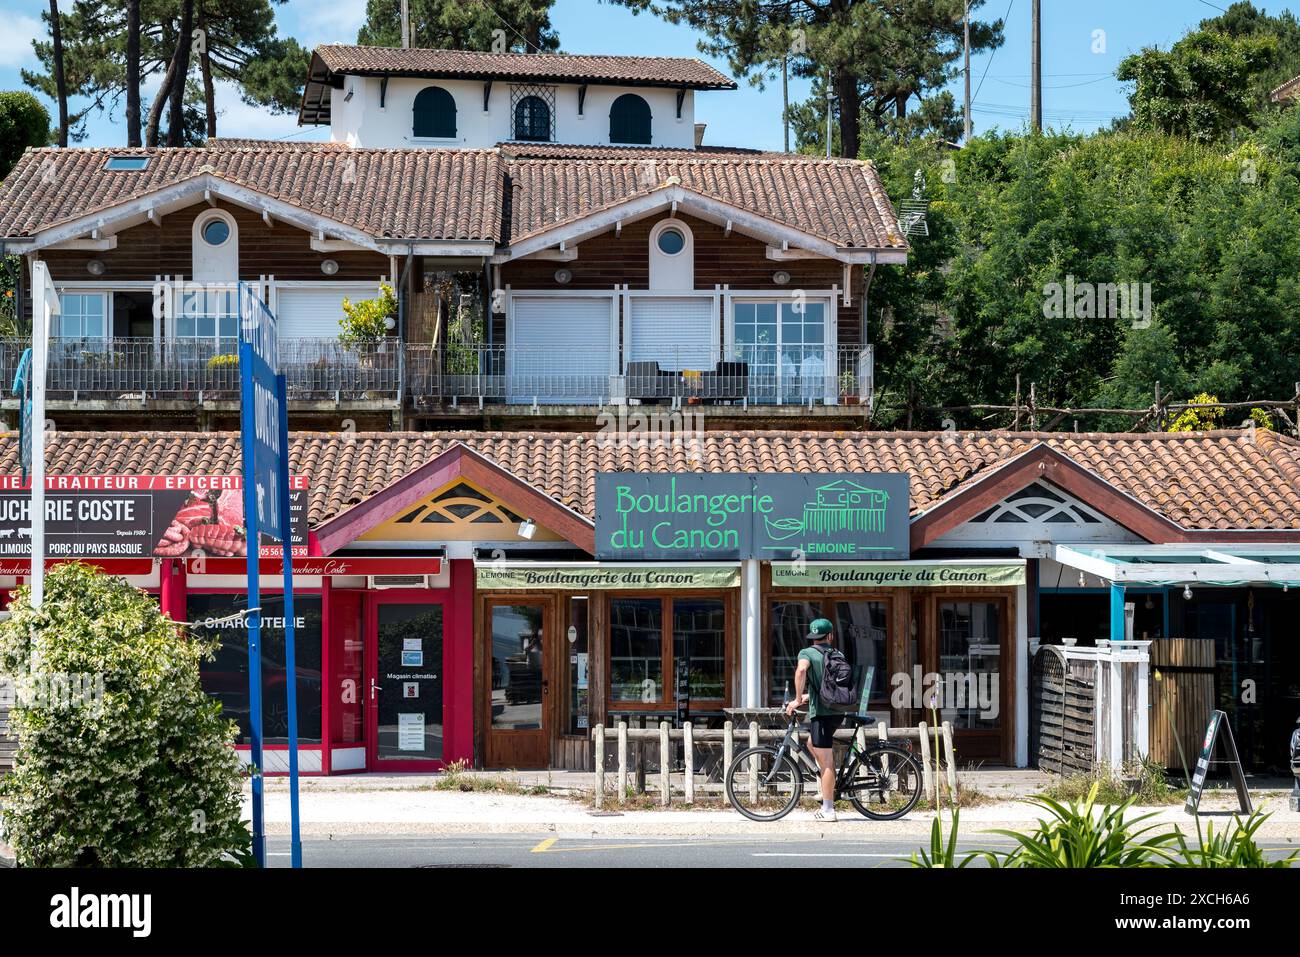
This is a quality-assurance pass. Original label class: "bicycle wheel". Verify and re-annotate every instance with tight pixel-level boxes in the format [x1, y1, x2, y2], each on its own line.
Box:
[725, 746, 803, 822]
[844, 745, 922, 820]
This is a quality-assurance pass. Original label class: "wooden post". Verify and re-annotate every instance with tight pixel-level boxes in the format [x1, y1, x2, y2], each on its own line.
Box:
[941, 721, 958, 802]
[917, 720, 935, 807]
[659, 721, 671, 806]
[594, 724, 605, 809]
[723, 720, 734, 788]
[635, 716, 646, 794]
[617, 721, 628, 805]
[683, 722, 695, 804]
[748, 721, 759, 804]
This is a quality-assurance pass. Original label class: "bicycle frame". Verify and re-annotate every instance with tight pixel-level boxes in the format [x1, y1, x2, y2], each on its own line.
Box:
[764, 717, 884, 799]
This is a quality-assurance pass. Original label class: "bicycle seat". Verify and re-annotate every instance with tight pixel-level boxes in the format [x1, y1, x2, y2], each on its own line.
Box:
[843, 714, 876, 727]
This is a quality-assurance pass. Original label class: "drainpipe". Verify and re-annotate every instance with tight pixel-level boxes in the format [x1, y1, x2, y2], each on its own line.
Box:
[860, 253, 877, 347]
[742, 559, 761, 706]
[396, 245, 414, 423]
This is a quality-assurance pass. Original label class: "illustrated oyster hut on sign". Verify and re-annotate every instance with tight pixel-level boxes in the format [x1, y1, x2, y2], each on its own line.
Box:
[765, 480, 891, 540]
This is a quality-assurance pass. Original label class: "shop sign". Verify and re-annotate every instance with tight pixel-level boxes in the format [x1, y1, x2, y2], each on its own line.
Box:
[0, 475, 308, 560]
[0, 557, 155, 577]
[771, 561, 1026, 588]
[476, 563, 740, 590]
[186, 556, 443, 577]
[595, 473, 909, 561]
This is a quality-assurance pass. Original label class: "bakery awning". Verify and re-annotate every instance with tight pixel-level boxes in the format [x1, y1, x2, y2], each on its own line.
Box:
[770, 559, 1026, 588]
[475, 561, 740, 590]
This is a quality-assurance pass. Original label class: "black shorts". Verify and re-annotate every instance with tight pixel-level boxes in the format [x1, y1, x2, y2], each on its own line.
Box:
[808, 714, 844, 749]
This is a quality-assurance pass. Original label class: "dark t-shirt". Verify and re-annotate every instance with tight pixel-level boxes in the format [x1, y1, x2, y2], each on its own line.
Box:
[797, 643, 830, 718]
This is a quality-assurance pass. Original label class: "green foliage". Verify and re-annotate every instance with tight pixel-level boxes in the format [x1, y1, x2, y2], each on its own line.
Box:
[866, 115, 1300, 426]
[358, 0, 559, 51]
[0, 91, 50, 178]
[1118, 29, 1277, 142]
[0, 563, 249, 867]
[339, 282, 397, 348]
[1169, 392, 1225, 431]
[1171, 811, 1300, 867]
[0, 255, 26, 338]
[985, 784, 1180, 868]
[907, 784, 1294, 869]
[1040, 762, 1183, 807]
[908, 810, 982, 868]
[22, 1, 310, 144]
[609, 0, 1003, 157]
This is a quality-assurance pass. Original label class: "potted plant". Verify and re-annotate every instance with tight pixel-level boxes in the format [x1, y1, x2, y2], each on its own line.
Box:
[839, 370, 858, 405]
[205, 352, 239, 396]
[339, 283, 398, 369]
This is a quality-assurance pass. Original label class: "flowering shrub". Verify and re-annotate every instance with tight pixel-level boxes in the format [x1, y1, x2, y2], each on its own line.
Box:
[339, 282, 397, 347]
[0, 563, 250, 867]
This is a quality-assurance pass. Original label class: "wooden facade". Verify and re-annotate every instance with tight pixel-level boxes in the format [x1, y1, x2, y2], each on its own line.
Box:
[38, 200, 389, 286]
[499, 211, 863, 346]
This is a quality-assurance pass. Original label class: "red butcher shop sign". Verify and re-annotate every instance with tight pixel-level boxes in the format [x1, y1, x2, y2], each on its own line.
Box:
[0, 475, 309, 560]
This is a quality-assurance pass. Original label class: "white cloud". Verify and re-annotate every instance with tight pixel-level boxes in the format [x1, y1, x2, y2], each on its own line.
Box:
[289, 0, 368, 50]
[209, 79, 326, 142]
[0, 14, 42, 68]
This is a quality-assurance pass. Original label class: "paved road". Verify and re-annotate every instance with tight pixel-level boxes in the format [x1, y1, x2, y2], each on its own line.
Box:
[262, 833, 978, 867]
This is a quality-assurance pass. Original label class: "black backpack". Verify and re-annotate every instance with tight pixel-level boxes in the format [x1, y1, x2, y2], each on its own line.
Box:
[813, 645, 856, 709]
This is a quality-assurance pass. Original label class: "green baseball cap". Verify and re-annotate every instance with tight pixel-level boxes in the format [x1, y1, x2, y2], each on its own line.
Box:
[806, 618, 833, 641]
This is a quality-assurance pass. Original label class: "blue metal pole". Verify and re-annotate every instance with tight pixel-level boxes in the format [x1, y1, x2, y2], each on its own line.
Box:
[1110, 582, 1126, 643]
[239, 336, 266, 868]
[276, 372, 302, 868]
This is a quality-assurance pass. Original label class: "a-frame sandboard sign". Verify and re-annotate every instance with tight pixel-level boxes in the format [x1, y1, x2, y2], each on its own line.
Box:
[1184, 709, 1252, 815]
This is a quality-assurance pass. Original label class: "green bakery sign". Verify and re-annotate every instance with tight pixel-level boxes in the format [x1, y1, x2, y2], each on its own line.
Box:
[594, 472, 910, 561]
[771, 561, 1026, 588]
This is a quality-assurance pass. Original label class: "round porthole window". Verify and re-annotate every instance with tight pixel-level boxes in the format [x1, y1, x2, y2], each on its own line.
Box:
[656, 227, 685, 255]
[201, 217, 231, 246]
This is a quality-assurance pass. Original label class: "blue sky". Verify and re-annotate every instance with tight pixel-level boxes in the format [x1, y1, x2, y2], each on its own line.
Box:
[0, 0, 1296, 149]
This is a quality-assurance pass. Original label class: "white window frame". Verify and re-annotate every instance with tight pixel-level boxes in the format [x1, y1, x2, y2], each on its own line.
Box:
[50, 289, 110, 340]
[725, 289, 838, 404]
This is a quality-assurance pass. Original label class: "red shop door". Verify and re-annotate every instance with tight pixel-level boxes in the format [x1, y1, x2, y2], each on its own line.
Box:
[366, 594, 448, 770]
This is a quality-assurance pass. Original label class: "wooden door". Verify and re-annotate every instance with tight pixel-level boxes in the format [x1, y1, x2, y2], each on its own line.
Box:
[484, 597, 555, 767]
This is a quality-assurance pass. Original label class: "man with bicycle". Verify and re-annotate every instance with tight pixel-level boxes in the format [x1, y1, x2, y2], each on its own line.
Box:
[785, 617, 844, 822]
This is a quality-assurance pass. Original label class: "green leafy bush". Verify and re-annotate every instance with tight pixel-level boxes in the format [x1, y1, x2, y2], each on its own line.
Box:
[0, 563, 250, 867]
[1171, 812, 1299, 868]
[985, 785, 1179, 867]
[339, 282, 397, 348]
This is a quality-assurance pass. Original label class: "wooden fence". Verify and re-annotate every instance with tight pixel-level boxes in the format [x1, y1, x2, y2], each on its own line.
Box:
[1149, 638, 1216, 777]
[589, 719, 956, 808]
[1031, 640, 1151, 775]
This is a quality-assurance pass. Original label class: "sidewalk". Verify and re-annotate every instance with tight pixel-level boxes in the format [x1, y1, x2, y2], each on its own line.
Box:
[249, 771, 1300, 839]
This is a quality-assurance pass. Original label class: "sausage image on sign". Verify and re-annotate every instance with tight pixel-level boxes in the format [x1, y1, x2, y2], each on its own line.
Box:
[152, 491, 248, 558]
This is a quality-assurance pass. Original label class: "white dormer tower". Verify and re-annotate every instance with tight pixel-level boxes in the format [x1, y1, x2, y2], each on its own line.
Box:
[298, 46, 737, 150]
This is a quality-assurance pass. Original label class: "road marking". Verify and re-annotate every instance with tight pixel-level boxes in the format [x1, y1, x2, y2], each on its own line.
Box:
[531, 838, 557, 853]
[753, 852, 907, 858]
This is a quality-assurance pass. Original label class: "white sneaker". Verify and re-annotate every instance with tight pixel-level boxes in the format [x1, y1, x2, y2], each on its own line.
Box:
[814, 808, 837, 822]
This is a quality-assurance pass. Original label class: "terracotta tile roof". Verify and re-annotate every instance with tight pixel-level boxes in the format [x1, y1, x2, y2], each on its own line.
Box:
[499, 143, 775, 160]
[0, 146, 503, 242]
[2, 429, 1297, 534]
[502, 154, 907, 249]
[0, 144, 905, 253]
[311, 45, 737, 89]
[204, 137, 347, 149]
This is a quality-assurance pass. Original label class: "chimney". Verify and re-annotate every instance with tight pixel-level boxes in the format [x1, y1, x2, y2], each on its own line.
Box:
[693, 123, 706, 148]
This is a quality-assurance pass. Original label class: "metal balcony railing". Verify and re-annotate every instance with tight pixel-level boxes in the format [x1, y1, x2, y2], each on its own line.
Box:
[0, 338, 873, 411]
[407, 343, 874, 409]
[0, 337, 402, 402]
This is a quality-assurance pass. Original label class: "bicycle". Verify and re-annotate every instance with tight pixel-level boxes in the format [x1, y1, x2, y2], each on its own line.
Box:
[724, 711, 923, 822]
